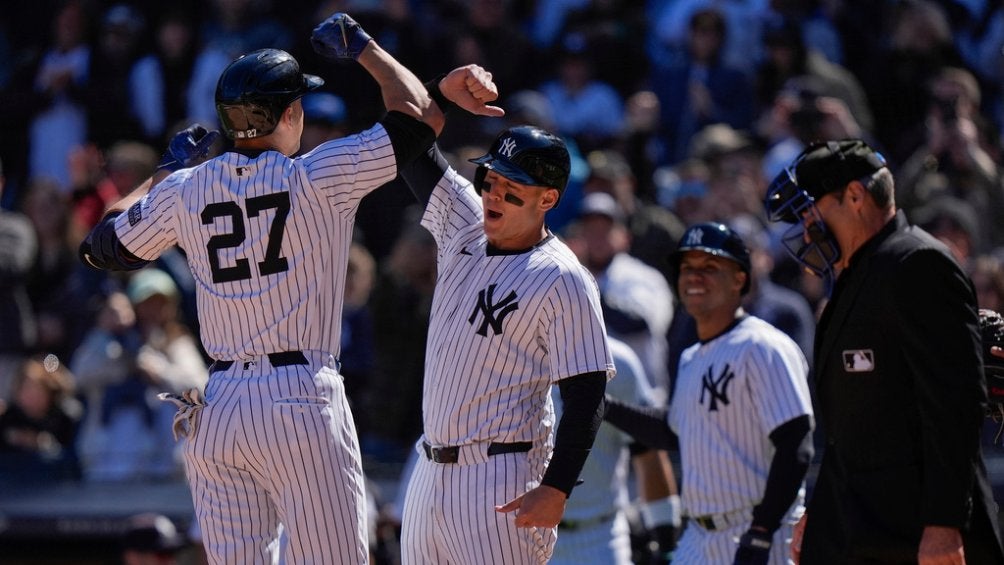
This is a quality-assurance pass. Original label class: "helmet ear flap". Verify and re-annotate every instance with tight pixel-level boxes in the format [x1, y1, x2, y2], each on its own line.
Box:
[474, 166, 488, 195]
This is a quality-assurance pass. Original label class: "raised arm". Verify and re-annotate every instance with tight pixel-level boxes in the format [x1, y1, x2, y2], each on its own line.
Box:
[311, 13, 444, 134]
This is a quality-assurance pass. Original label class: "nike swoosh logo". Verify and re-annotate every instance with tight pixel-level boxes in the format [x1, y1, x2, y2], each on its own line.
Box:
[460, 247, 473, 256]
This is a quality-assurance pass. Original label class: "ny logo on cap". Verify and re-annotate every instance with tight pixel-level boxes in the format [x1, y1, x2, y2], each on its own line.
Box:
[684, 228, 704, 247]
[499, 137, 517, 159]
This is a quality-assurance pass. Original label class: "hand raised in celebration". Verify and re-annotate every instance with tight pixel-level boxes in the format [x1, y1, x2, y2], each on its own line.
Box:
[439, 65, 505, 117]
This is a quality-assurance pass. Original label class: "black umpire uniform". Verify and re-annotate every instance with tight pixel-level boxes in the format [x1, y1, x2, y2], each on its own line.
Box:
[764, 139, 1004, 564]
[803, 213, 1004, 563]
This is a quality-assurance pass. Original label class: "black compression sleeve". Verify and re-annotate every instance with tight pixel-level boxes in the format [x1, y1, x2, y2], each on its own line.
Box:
[399, 143, 450, 207]
[380, 110, 436, 171]
[79, 212, 149, 271]
[751, 415, 814, 533]
[540, 371, 606, 496]
[603, 396, 677, 450]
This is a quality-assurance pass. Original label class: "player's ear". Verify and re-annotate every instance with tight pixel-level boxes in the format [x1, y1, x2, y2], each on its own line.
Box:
[539, 188, 559, 211]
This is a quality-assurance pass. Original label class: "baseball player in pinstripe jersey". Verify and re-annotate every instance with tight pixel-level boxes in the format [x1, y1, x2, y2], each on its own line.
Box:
[550, 336, 680, 565]
[605, 222, 814, 565]
[77, 13, 502, 564]
[396, 126, 615, 564]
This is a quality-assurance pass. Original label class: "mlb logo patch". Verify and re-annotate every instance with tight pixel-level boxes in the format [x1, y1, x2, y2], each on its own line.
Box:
[843, 349, 875, 372]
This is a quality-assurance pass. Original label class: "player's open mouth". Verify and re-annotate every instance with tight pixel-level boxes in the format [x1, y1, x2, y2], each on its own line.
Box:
[487, 210, 503, 219]
[684, 288, 706, 295]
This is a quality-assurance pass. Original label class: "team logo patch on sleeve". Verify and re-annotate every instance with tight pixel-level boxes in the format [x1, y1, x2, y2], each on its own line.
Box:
[842, 349, 875, 372]
[127, 202, 143, 226]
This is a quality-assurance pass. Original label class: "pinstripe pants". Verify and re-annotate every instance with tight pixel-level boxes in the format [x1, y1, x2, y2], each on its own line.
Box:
[183, 356, 368, 564]
[400, 442, 556, 564]
[673, 517, 795, 564]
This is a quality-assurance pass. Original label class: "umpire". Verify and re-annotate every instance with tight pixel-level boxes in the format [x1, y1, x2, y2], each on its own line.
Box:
[765, 140, 1004, 564]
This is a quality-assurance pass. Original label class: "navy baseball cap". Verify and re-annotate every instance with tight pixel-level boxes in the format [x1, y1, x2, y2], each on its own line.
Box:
[788, 140, 887, 200]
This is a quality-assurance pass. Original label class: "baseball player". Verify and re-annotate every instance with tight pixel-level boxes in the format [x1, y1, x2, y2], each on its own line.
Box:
[396, 126, 615, 564]
[550, 336, 680, 565]
[604, 222, 814, 564]
[77, 13, 501, 565]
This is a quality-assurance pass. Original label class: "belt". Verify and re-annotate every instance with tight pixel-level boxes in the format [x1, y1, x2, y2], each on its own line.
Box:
[690, 508, 747, 531]
[558, 511, 618, 531]
[421, 441, 532, 464]
[210, 351, 309, 372]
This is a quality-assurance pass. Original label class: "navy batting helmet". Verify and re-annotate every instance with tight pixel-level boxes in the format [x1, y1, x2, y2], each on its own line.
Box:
[469, 125, 570, 201]
[669, 222, 752, 294]
[215, 48, 323, 140]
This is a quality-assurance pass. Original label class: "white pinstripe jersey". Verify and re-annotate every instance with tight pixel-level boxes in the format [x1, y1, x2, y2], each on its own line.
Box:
[668, 315, 811, 517]
[113, 124, 396, 361]
[552, 337, 657, 522]
[419, 167, 615, 447]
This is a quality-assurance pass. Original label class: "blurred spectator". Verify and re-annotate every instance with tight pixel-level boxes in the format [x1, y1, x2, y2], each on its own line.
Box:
[22, 176, 93, 362]
[69, 287, 165, 482]
[913, 194, 981, 265]
[620, 90, 663, 201]
[497, 89, 591, 233]
[299, 91, 350, 154]
[83, 4, 148, 149]
[28, 0, 90, 192]
[758, 76, 868, 182]
[341, 242, 376, 432]
[858, 0, 964, 161]
[130, 11, 199, 142]
[0, 158, 38, 402]
[896, 66, 1004, 251]
[549, 0, 651, 96]
[653, 157, 711, 226]
[127, 268, 208, 478]
[731, 214, 815, 364]
[530, 0, 590, 49]
[583, 149, 686, 283]
[564, 192, 674, 402]
[360, 216, 437, 464]
[649, 8, 754, 165]
[651, 0, 770, 73]
[539, 32, 625, 152]
[689, 123, 767, 222]
[120, 512, 187, 565]
[767, 0, 845, 64]
[70, 141, 159, 236]
[956, 1, 1004, 138]
[755, 17, 873, 135]
[430, 0, 540, 96]
[970, 254, 1004, 312]
[187, 0, 293, 125]
[0, 354, 82, 483]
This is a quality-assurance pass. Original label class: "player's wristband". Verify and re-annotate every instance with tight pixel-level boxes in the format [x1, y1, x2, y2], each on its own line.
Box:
[425, 74, 458, 115]
[640, 494, 682, 528]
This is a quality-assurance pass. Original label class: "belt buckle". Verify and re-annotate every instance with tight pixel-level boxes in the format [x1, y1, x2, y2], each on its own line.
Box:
[433, 446, 458, 464]
[423, 442, 458, 464]
[695, 515, 715, 530]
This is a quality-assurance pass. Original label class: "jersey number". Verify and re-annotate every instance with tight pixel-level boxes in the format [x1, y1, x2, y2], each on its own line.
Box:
[201, 192, 291, 283]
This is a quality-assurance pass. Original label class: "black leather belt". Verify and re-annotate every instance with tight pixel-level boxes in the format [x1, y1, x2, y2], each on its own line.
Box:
[693, 515, 718, 530]
[210, 351, 308, 372]
[421, 441, 532, 464]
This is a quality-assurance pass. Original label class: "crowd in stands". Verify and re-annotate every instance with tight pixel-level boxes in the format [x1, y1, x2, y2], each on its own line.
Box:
[2, 0, 1004, 557]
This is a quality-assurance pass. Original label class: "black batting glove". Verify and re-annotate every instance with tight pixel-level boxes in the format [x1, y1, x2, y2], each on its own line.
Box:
[311, 13, 372, 60]
[648, 524, 677, 564]
[158, 124, 219, 172]
[733, 528, 772, 565]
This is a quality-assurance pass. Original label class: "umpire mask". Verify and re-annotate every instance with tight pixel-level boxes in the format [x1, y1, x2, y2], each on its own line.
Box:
[764, 158, 842, 290]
